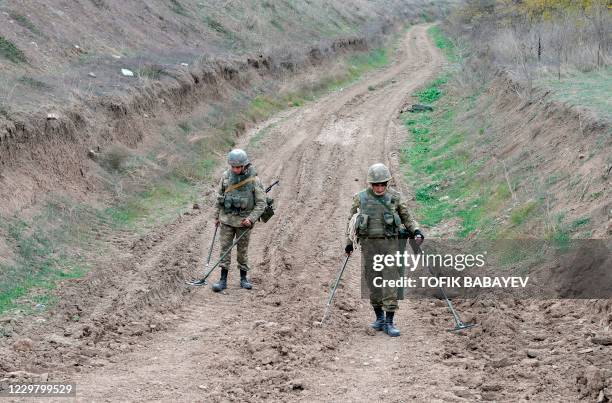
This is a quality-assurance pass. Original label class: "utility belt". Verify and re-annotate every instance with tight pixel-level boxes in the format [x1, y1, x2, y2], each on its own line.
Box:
[217, 194, 252, 217]
[361, 235, 399, 240]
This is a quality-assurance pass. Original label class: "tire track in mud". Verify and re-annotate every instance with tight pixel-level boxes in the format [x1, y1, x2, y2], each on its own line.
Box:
[61, 25, 454, 402]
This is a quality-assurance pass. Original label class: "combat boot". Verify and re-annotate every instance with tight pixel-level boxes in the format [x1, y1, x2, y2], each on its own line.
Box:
[370, 307, 385, 331]
[239, 269, 252, 290]
[384, 311, 400, 337]
[211, 269, 228, 292]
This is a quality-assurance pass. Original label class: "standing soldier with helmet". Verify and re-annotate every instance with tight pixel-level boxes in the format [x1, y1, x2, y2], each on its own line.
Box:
[345, 163, 424, 337]
[212, 149, 266, 292]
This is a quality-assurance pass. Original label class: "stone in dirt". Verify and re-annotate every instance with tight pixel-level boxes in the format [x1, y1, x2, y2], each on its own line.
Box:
[12, 338, 34, 352]
[577, 366, 604, 398]
[591, 335, 612, 346]
[5, 370, 41, 380]
[44, 334, 79, 347]
[489, 357, 512, 368]
[121, 68, 134, 77]
[401, 104, 434, 113]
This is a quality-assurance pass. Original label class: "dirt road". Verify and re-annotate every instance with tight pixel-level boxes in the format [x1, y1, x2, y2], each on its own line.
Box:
[58, 24, 456, 401]
[7, 24, 601, 402]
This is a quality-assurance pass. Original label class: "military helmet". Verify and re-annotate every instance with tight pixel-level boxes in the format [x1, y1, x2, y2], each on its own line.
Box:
[367, 163, 391, 183]
[227, 149, 249, 167]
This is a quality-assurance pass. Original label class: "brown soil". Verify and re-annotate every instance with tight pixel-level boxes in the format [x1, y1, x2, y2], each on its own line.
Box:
[467, 73, 611, 239]
[1, 25, 611, 402]
[2, 0, 448, 217]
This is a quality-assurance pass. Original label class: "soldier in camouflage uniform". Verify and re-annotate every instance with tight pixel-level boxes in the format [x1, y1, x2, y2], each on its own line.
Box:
[212, 149, 266, 292]
[345, 163, 424, 337]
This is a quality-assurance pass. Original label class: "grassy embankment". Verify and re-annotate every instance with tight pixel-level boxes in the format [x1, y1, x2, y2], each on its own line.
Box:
[538, 67, 612, 122]
[0, 36, 396, 315]
[400, 26, 593, 242]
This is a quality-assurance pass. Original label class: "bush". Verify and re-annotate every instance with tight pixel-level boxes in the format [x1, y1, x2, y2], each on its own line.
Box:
[0, 36, 27, 63]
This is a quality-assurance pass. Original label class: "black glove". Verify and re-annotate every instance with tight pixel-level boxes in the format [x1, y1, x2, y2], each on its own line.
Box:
[414, 229, 424, 239]
[345, 244, 354, 254]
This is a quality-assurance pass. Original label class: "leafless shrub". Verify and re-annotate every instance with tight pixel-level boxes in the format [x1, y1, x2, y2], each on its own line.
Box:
[101, 145, 131, 173]
[447, 0, 611, 90]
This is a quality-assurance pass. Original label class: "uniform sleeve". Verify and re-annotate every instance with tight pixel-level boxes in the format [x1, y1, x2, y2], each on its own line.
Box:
[345, 194, 360, 245]
[246, 178, 266, 223]
[397, 194, 420, 234]
[214, 176, 225, 219]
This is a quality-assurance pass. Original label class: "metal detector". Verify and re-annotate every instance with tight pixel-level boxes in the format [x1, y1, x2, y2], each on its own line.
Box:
[410, 240, 477, 332]
[321, 254, 351, 324]
[186, 224, 219, 286]
[187, 228, 251, 286]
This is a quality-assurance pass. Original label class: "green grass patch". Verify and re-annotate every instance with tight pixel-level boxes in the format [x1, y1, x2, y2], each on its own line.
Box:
[0, 36, 27, 64]
[137, 65, 168, 80]
[346, 47, 389, 79]
[538, 67, 612, 121]
[10, 13, 42, 36]
[510, 200, 539, 226]
[169, 0, 190, 16]
[0, 215, 90, 314]
[413, 76, 447, 104]
[542, 213, 592, 245]
[178, 121, 192, 134]
[102, 180, 194, 229]
[18, 76, 51, 90]
[245, 96, 284, 122]
[427, 25, 458, 62]
[398, 27, 511, 238]
[204, 16, 231, 36]
[270, 19, 284, 32]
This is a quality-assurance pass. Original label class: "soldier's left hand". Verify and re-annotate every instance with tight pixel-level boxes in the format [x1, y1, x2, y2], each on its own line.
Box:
[241, 218, 252, 227]
[414, 229, 425, 246]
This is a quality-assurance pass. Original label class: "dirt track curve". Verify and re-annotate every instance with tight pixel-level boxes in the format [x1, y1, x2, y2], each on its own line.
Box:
[7, 25, 598, 402]
[61, 24, 453, 401]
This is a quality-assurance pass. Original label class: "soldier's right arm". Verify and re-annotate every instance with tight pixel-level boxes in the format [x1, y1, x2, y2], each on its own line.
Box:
[345, 193, 360, 245]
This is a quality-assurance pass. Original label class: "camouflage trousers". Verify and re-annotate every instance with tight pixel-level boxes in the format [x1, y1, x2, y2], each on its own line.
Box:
[219, 223, 252, 271]
[360, 238, 401, 312]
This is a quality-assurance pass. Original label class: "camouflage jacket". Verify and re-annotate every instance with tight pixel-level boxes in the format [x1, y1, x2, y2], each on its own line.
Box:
[214, 165, 266, 227]
[346, 187, 420, 244]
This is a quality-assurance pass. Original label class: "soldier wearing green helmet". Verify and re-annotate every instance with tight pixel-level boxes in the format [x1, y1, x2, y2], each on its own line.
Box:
[345, 163, 424, 337]
[212, 149, 266, 292]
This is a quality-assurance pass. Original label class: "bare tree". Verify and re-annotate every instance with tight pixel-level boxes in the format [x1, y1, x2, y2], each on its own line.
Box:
[549, 10, 571, 81]
[585, 0, 611, 69]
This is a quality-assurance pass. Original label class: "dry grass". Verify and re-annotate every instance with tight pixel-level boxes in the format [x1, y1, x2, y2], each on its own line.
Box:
[0, 0, 453, 115]
[447, 1, 611, 100]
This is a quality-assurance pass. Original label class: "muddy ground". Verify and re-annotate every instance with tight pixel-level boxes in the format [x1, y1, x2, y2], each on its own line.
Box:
[1, 26, 611, 402]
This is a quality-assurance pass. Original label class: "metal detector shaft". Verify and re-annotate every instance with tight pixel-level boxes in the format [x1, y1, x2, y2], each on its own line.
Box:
[206, 225, 219, 266]
[322, 254, 350, 323]
[189, 228, 251, 285]
[410, 241, 476, 331]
